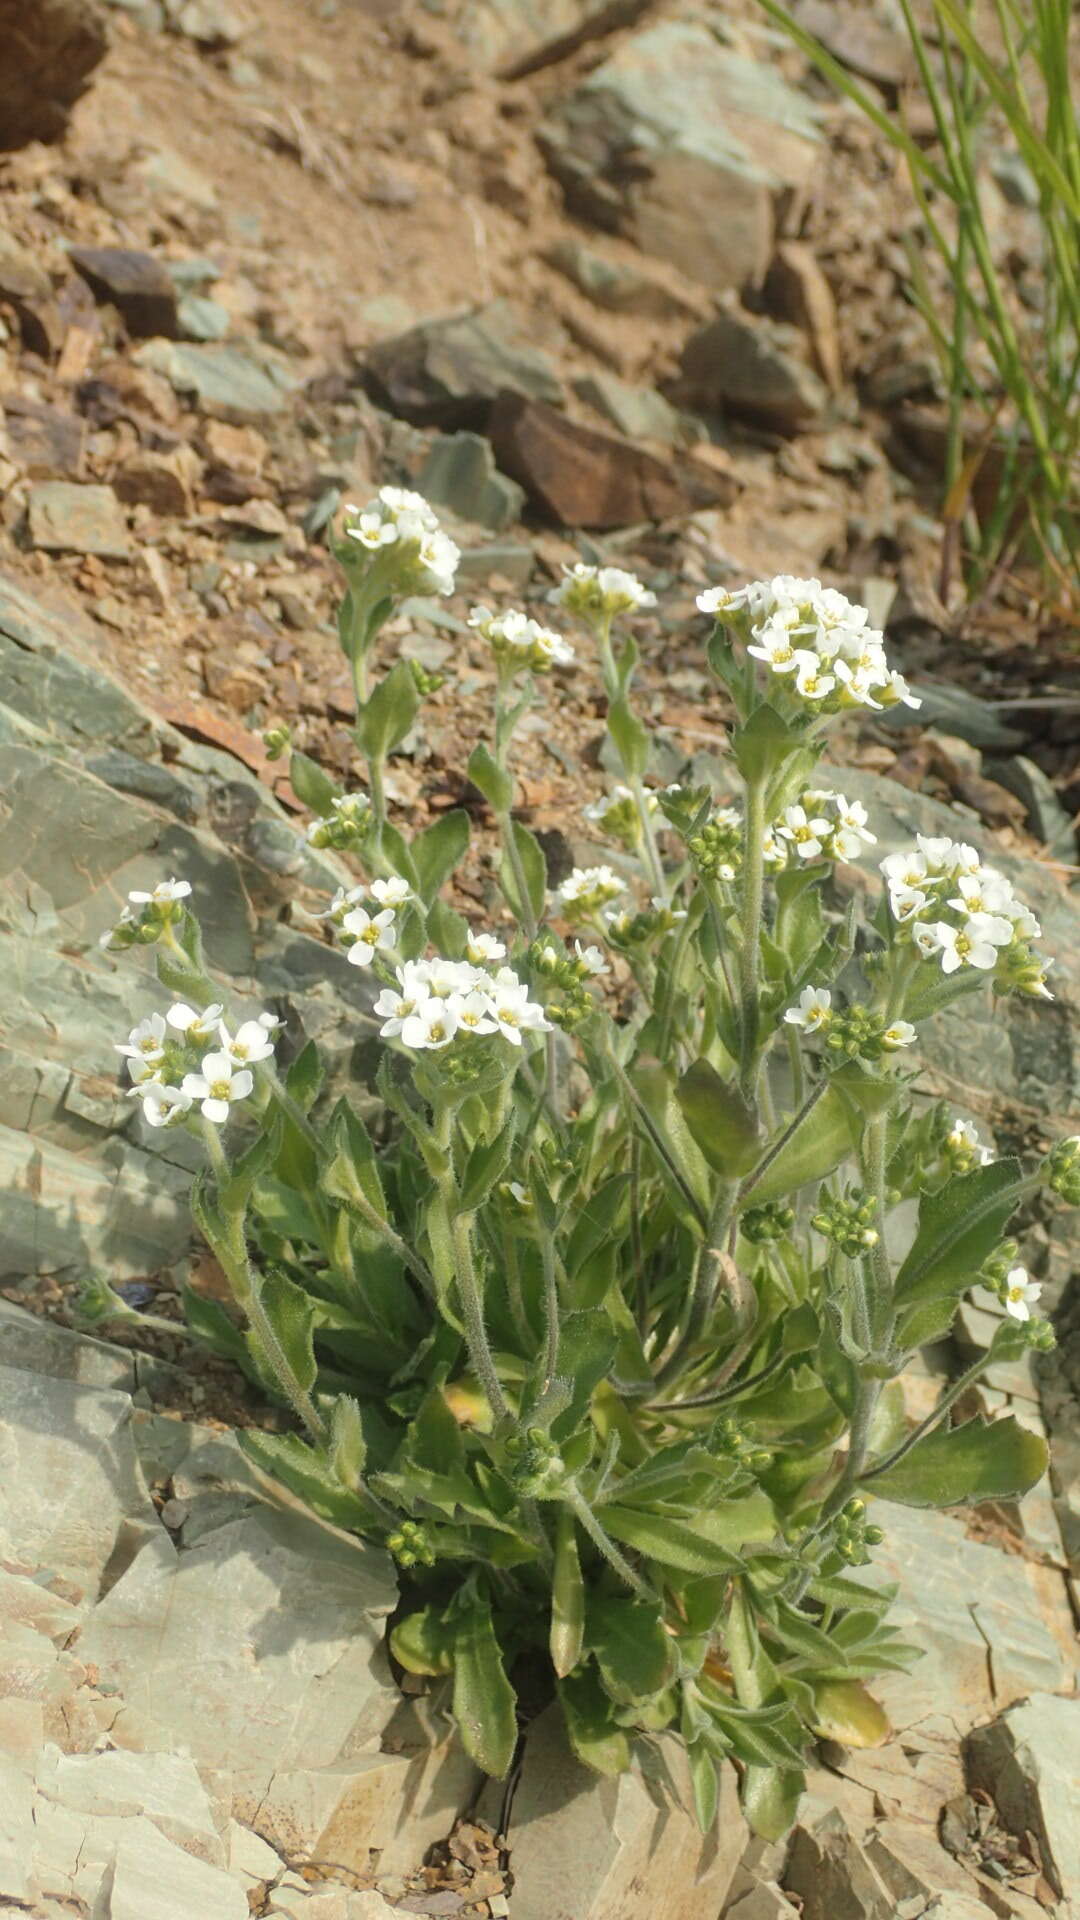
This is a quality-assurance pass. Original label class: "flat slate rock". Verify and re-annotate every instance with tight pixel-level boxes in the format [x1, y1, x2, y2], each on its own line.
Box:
[26, 482, 130, 558]
[488, 392, 736, 528]
[134, 339, 296, 418]
[363, 300, 562, 428]
[69, 246, 180, 338]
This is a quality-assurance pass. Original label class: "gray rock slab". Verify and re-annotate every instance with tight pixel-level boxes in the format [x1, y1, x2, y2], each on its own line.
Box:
[453, 0, 647, 72]
[679, 307, 830, 431]
[966, 1694, 1080, 1904]
[485, 1706, 746, 1920]
[363, 300, 562, 428]
[540, 23, 820, 292]
[134, 339, 296, 419]
[35, 1744, 225, 1867]
[27, 482, 131, 558]
[0, 1299, 137, 1391]
[104, 1815, 249, 1920]
[725, 1883, 801, 1919]
[784, 1809, 894, 1920]
[0, 1121, 194, 1281]
[77, 1508, 397, 1769]
[418, 431, 525, 531]
[0, 1364, 154, 1604]
[0, 1755, 34, 1903]
[853, 1504, 1070, 1735]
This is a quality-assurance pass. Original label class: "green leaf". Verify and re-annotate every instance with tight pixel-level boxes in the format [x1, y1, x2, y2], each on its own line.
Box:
[686, 1740, 720, 1830]
[321, 1100, 387, 1218]
[829, 1060, 904, 1123]
[558, 1668, 631, 1777]
[741, 1764, 806, 1842]
[355, 659, 419, 760]
[246, 1267, 318, 1396]
[289, 749, 338, 816]
[449, 1589, 518, 1777]
[467, 742, 514, 815]
[587, 1597, 675, 1704]
[239, 1429, 371, 1531]
[564, 1176, 630, 1281]
[379, 821, 420, 889]
[219, 1124, 280, 1216]
[391, 1605, 455, 1676]
[732, 704, 798, 784]
[773, 866, 825, 970]
[328, 1394, 366, 1485]
[457, 1127, 517, 1214]
[597, 1508, 745, 1576]
[742, 1086, 856, 1205]
[894, 1159, 1025, 1302]
[499, 820, 547, 926]
[869, 1414, 1048, 1508]
[410, 810, 470, 906]
[181, 1284, 248, 1369]
[551, 1511, 585, 1680]
[606, 696, 650, 782]
[286, 1039, 323, 1114]
[811, 1679, 890, 1748]
[676, 1059, 762, 1176]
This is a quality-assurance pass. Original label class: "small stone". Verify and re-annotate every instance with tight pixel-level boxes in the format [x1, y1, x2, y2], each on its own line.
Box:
[678, 306, 830, 432]
[169, 0, 247, 44]
[990, 150, 1040, 209]
[488, 392, 736, 528]
[363, 300, 562, 428]
[27, 481, 130, 557]
[3, 396, 85, 478]
[106, 1818, 249, 1920]
[784, 1810, 895, 1920]
[69, 246, 179, 339]
[418, 431, 525, 531]
[787, 0, 913, 88]
[0, 232, 62, 355]
[544, 237, 707, 321]
[112, 448, 198, 515]
[217, 497, 290, 537]
[177, 292, 230, 340]
[763, 241, 843, 391]
[572, 372, 698, 446]
[132, 146, 220, 213]
[726, 1884, 801, 1919]
[0, 0, 108, 150]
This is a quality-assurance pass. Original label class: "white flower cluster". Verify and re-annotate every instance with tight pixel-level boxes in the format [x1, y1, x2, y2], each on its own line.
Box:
[120, 1004, 279, 1128]
[765, 788, 876, 869]
[375, 956, 550, 1052]
[554, 865, 626, 921]
[342, 486, 460, 596]
[881, 835, 1050, 995]
[318, 874, 411, 968]
[100, 877, 192, 947]
[696, 576, 920, 716]
[468, 605, 575, 673]
[783, 986, 916, 1051]
[583, 784, 658, 847]
[554, 563, 657, 620]
[946, 1116, 994, 1167]
[306, 791, 372, 848]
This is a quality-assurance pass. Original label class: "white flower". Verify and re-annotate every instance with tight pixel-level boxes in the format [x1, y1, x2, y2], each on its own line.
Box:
[489, 978, 552, 1045]
[116, 1014, 167, 1065]
[181, 1051, 254, 1124]
[167, 1001, 225, 1044]
[948, 871, 1013, 916]
[317, 885, 368, 922]
[574, 941, 608, 975]
[948, 1117, 981, 1150]
[882, 1020, 917, 1050]
[747, 619, 801, 673]
[341, 905, 397, 967]
[882, 850, 929, 891]
[425, 957, 484, 999]
[882, 669, 921, 710]
[371, 876, 412, 908]
[556, 865, 625, 910]
[932, 915, 1012, 973]
[127, 878, 191, 906]
[784, 986, 833, 1032]
[373, 979, 424, 1037]
[400, 998, 459, 1050]
[912, 922, 941, 958]
[554, 562, 656, 615]
[466, 931, 507, 964]
[220, 1018, 276, 1065]
[791, 651, 835, 701]
[415, 528, 460, 597]
[532, 625, 576, 668]
[916, 835, 956, 869]
[1004, 1266, 1042, 1322]
[125, 1056, 163, 1086]
[378, 485, 438, 525]
[258, 1011, 284, 1033]
[778, 804, 832, 860]
[346, 509, 398, 551]
[890, 887, 928, 924]
[133, 1082, 193, 1128]
[449, 989, 498, 1034]
[833, 797, 876, 848]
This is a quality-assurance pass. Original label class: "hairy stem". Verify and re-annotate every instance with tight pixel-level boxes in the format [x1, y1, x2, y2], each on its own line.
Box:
[738, 779, 767, 1095]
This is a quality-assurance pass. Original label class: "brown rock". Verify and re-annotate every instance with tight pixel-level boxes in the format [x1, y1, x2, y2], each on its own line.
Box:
[764, 242, 843, 392]
[0, 0, 108, 150]
[784, 1811, 894, 1920]
[678, 306, 830, 432]
[203, 655, 266, 713]
[200, 420, 268, 475]
[791, 0, 914, 90]
[3, 397, 85, 479]
[0, 233, 62, 357]
[487, 393, 737, 528]
[69, 247, 180, 340]
[112, 448, 199, 516]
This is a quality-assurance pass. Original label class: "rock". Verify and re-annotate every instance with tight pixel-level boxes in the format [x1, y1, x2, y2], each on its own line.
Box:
[105, 1817, 250, 1920]
[177, 291, 230, 340]
[487, 1706, 746, 1920]
[540, 23, 821, 293]
[784, 1810, 894, 1920]
[69, 247, 179, 339]
[35, 1746, 224, 1867]
[134, 339, 296, 419]
[26, 481, 130, 557]
[0, 0, 108, 150]
[0, 1364, 154, 1601]
[76, 1508, 397, 1767]
[130, 145, 220, 213]
[545, 237, 708, 321]
[0, 234, 62, 357]
[112, 448, 197, 515]
[418, 432, 525, 531]
[0, 1756, 35, 1902]
[363, 302, 562, 428]
[984, 754, 1077, 861]
[455, 0, 651, 75]
[788, 0, 914, 89]
[678, 306, 831, 432]
[573, 372, 700, 447]
[990, 150, 1040, 210]
[725, 1884, 801, 1918]
[966, 1695, 1080, 1904]
[862, 1820, 987, 1906]
[763, 242, 843, 391]
[488, 393, 737, 527]
[168, 0, 248, 46]
[3, 397, 85, 478]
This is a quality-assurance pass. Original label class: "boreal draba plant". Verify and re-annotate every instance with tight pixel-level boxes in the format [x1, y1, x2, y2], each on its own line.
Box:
[96, 492, 1074, 1840]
